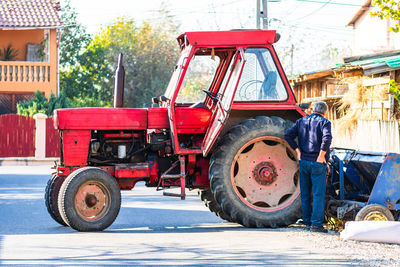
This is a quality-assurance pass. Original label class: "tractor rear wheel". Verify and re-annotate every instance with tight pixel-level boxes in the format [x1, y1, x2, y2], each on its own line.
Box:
[45, 175, 68, 226]
[198, 189, 232, 222]
[209, 116, 301, 228]
[58, 167, 121, 231]
[355, 204, 395, 221]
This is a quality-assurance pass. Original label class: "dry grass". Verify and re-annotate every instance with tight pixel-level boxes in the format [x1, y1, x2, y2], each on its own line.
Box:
[335, 76, 388, 133]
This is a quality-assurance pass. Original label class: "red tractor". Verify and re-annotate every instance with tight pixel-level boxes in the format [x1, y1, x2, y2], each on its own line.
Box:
[45, 30, 305, 231]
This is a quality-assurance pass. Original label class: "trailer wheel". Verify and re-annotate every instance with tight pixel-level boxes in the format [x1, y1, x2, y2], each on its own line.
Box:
[209, 116, 301, 228]
[45, 175, 68, 226]
[58, 167, 121, 231]
[198, 189, 232, 222]
[355, 204, 395, 221]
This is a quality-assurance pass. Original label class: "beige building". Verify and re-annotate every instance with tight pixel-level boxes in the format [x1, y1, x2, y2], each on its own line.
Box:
[347, 0, 400, 55]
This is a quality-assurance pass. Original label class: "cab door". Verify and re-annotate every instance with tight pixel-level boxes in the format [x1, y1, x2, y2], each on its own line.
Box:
[202, 48, 246, 156]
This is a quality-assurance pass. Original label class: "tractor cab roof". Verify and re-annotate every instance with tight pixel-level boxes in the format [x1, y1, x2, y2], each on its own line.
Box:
[177, 30, 278, 49]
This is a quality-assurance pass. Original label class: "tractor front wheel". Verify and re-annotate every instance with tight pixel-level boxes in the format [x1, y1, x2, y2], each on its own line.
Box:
[58, 167, 121, 231]
[209, 116, 301, 228]
[45, 175, 68, 226]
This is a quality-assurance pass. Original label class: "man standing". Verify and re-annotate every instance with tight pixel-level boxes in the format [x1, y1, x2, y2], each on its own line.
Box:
[284, 101, 332, 233]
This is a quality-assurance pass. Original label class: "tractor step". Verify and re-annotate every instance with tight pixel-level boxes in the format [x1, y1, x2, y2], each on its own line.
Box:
[163, 192, 186, 199]
[161, 174, 181, 179]
[158, 155, 186, 200]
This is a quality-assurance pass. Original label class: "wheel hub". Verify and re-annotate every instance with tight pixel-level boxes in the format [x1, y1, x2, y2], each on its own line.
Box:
[75, 183, 108, 221]
[364, 211, 388, 221]
[253, 162, 277, 185]
[85, 194, 98, 208]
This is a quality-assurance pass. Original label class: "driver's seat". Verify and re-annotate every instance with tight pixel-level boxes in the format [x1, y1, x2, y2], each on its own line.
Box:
[260, 71, 277, 99]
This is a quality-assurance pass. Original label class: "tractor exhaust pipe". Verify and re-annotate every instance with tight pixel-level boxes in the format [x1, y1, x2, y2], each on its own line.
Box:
[113, 53, 125, 108]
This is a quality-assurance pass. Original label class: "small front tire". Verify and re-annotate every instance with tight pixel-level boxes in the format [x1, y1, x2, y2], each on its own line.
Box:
[45, 175, 68, 226]
[58, 167, 121, 232]
[355, 204, 394, 221]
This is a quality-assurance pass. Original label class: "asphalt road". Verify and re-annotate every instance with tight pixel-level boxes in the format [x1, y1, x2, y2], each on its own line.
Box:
[0, 165, 391, 266]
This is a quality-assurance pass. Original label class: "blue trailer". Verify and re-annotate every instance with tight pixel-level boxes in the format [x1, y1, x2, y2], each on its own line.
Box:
[327, 148, 400, 221]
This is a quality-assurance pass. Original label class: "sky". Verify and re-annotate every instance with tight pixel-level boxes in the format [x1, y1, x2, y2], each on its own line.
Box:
[65, 0, 370, 74]
[67, 0, 366, 37]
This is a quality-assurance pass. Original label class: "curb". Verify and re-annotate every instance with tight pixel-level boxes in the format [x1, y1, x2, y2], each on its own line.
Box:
[0, 157, 59, 166]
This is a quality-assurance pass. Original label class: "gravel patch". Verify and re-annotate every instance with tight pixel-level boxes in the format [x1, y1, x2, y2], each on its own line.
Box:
[284, 228, 400, 267]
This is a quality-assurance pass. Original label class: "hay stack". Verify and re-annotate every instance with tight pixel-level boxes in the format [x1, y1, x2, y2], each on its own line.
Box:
[336, 76, 389, 132]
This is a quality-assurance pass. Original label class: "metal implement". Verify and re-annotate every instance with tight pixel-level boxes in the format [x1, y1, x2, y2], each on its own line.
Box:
[327, 148, 400, 221]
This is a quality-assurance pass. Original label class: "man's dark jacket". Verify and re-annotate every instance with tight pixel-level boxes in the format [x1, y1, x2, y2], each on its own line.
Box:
[284, 113, 332, 162]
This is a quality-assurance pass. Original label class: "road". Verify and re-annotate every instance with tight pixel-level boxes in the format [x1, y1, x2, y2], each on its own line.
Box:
[0, 165, 397, 266]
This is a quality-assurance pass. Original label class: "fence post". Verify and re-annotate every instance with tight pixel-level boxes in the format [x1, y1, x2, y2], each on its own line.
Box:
[33, 113, 48, 159]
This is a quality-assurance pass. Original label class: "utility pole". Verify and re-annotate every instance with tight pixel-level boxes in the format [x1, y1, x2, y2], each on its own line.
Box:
[256, 0, 268, 30]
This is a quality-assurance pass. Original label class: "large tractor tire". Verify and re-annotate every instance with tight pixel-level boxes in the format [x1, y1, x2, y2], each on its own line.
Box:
[198, 189, 232, 222]
[45, 175, 68, 226]
[209, 116, 301, 228]
[58, 167, 121, 232]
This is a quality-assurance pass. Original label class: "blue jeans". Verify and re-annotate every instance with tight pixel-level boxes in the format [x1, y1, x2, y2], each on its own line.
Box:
[299, 160, 327, 227]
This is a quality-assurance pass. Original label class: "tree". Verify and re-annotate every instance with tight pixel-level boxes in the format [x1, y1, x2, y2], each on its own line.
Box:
[17, 91, 72, 117]
[371, 1, 400, 104]
[371, 0, 400, 32]
[66, 17, 180, 108]
[59, 0, 91, 68]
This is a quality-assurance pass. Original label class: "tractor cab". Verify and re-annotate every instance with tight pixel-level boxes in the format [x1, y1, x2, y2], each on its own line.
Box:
[154, 30, 297, 156]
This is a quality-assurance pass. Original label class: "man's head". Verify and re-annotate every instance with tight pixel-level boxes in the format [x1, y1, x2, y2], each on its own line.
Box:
[313, 101, 328, 116]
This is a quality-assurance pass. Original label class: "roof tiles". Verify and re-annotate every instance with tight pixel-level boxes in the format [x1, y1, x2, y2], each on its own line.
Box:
[0, 0, 62, 28]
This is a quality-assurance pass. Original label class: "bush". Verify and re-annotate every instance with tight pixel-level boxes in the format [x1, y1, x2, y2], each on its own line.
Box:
[17, 91, 73, 117]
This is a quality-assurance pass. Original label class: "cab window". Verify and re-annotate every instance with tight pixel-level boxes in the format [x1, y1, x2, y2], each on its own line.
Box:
[176, 54, 220, 104]
[234, 48, 287, 101]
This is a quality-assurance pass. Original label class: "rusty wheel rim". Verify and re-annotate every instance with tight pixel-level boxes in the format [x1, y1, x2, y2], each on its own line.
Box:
[75, 181, 111, 222]
[231, 136, 300, 212]
[364, 211, 388, 221]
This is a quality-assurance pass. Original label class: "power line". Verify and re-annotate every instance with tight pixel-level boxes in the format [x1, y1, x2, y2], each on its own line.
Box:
[290, 0, 332, 21]
[296, 0, 363, 7]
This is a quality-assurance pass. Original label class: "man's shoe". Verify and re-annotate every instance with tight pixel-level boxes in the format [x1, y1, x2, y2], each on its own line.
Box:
[310, 225, 328, 233]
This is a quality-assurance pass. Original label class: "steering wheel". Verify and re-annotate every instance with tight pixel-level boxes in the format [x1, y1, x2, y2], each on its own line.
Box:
[202, 89, 219, 102]
[237, 80, 263, 100]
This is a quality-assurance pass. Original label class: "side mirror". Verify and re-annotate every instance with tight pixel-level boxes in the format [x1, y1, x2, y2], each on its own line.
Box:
[299, 103, 311, 110]
[159, 95, 169, 102]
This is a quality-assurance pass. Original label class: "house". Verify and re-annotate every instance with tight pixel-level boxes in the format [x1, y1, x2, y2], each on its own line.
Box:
[291, 50, 400, 120]
[347, 0, 400, 55]
[0, 0, 62, 114]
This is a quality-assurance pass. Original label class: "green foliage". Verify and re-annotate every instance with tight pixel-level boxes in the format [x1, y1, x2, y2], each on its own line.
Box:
[371, 0, 400, 32]
[62, 16, 179, 108]
[1, 44, 19, 61]
[17, 91, 72, 117]
[37, 36, 48, 61]
[177, 79, 205, 103]
[389, 80, 400, 102]
[59, 0, 91, 68]
[58, 2, 179, 108]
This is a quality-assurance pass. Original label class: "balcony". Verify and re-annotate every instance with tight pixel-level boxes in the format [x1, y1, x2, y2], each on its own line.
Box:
[0, 61, 53, 92]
